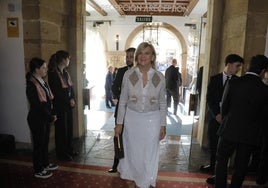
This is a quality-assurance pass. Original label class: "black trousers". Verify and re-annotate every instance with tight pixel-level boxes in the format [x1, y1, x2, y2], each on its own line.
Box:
[55, 107, 73, 158]
[257, 135, 268, 181]
[215, 138, 254, 188]
[208, 118, 220, 168]
[111, 156, 119, 170]
[28, 114, 50, 173]
[166, 88, 178, 114]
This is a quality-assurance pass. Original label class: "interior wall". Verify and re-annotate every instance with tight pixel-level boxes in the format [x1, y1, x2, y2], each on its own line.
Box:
[0, 0, 30, 143]
[88, 16, 192, 52]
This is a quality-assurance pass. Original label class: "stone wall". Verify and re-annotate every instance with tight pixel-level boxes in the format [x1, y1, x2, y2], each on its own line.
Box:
[219, 0, 268, 72]
[244, 0, 268, 70]
[23, 0, 71, 64]
[219, 0, 248, 72]
[22, 0, 86, 144]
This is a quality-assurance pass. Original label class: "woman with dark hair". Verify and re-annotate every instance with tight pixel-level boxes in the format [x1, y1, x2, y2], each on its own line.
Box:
[48, 50, 77, 161]
[26, 57, 58, 179]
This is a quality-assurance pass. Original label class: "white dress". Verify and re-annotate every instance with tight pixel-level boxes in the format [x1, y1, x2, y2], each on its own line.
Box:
[118, 77, 161, 188]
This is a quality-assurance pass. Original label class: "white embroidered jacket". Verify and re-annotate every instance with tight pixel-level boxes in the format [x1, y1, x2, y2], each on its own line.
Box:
[116, 67, 167, 126]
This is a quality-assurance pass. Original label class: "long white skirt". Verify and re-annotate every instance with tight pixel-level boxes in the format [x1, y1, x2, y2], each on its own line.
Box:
[118, 107, 161, 188]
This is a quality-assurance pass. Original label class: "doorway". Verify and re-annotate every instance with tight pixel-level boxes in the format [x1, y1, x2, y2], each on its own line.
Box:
[84, 23, 195, 135]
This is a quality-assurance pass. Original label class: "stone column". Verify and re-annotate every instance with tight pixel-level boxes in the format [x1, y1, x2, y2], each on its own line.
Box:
[197, 0, 225, 147]
[69, 0, 86, 138]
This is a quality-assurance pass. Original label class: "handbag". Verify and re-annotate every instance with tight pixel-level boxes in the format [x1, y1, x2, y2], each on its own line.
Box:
[114, 133, 124, 159]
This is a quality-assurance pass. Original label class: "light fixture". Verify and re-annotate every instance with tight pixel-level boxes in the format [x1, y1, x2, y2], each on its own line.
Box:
[142, 22, 162, 45]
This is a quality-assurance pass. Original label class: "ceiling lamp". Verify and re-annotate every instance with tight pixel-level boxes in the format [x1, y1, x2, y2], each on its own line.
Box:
[142, 22, 162, 45]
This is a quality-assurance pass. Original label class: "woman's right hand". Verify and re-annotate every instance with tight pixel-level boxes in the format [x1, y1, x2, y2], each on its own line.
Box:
[114, 124, 123, 137]
[70, 98, 75, 108]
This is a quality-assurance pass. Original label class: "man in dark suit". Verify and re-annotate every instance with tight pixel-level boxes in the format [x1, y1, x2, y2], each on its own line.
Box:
[200, 54, 244, 183]
[215, 55, 268, 188]
[176, 67, 182, 102]
[108, 47, 136, 173]
[165, 58, 180, 115]
[255, 74, 268, 185]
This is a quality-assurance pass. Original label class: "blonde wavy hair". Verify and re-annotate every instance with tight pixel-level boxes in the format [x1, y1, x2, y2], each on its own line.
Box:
[134, 42, 156, 69]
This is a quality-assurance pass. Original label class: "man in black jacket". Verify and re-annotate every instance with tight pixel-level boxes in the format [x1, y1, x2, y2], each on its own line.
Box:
[108, 47, 136, 173]
[165, 59, 180, 115]
[215, 55, 268, 188]
[200, 54, 244, 184]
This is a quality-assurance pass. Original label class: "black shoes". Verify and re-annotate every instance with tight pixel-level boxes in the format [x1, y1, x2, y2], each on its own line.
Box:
[44, 163, 59, 171]
[206, 175, 216, 185]
[200, 164, 215, 185]
[34, 170, 53, 179]
[108, 168, 117, 173]
[200, 164, 214, 173]
[106, 105, 111, 109]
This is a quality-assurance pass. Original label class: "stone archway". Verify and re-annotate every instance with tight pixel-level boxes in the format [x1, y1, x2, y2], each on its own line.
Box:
[125, 22, 188, 85]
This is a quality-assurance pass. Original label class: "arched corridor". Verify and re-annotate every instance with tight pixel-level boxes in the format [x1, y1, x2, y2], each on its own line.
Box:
[1, 0, 268, 186]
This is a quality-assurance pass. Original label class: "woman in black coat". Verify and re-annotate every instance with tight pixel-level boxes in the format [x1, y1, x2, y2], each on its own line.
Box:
[26, 58, 58, 179]
[48, 50, 76, 161]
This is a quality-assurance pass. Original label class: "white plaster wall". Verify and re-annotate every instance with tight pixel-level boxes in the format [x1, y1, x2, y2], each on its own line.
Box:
[0, 0, 30, 143]
[91, 16, 196, 52]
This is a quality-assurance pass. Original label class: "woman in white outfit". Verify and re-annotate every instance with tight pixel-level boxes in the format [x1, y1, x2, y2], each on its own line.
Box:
[115, 42, 167, 188]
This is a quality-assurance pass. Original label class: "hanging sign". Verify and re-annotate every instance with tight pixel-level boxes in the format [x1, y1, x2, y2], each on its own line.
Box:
[7, 17, 19, 37]
[135, 16, 152, 23]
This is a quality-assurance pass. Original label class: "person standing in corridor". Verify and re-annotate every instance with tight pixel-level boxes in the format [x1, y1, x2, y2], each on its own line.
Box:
[105, 65, 115, 108]
[26, 57, 58, 179]
[108, 47, 136, 173]
[215, 55, 268, 187]
[48, 50, 77, 162]
[165, 58, 180, 115]
[201, 54, 244, 185]
[115, 42, 167, 188]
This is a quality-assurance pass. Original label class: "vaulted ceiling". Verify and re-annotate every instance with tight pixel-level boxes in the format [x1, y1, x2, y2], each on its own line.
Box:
[86, 0, 201, 17]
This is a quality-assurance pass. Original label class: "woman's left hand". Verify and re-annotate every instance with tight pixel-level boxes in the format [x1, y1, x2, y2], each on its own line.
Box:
[114, 124, 123, 137]
[159, 126, 166, 140]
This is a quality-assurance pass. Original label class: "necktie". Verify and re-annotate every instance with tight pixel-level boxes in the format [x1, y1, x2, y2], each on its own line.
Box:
[221, 76, 230, 109]
[223, 76, 229, 88]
